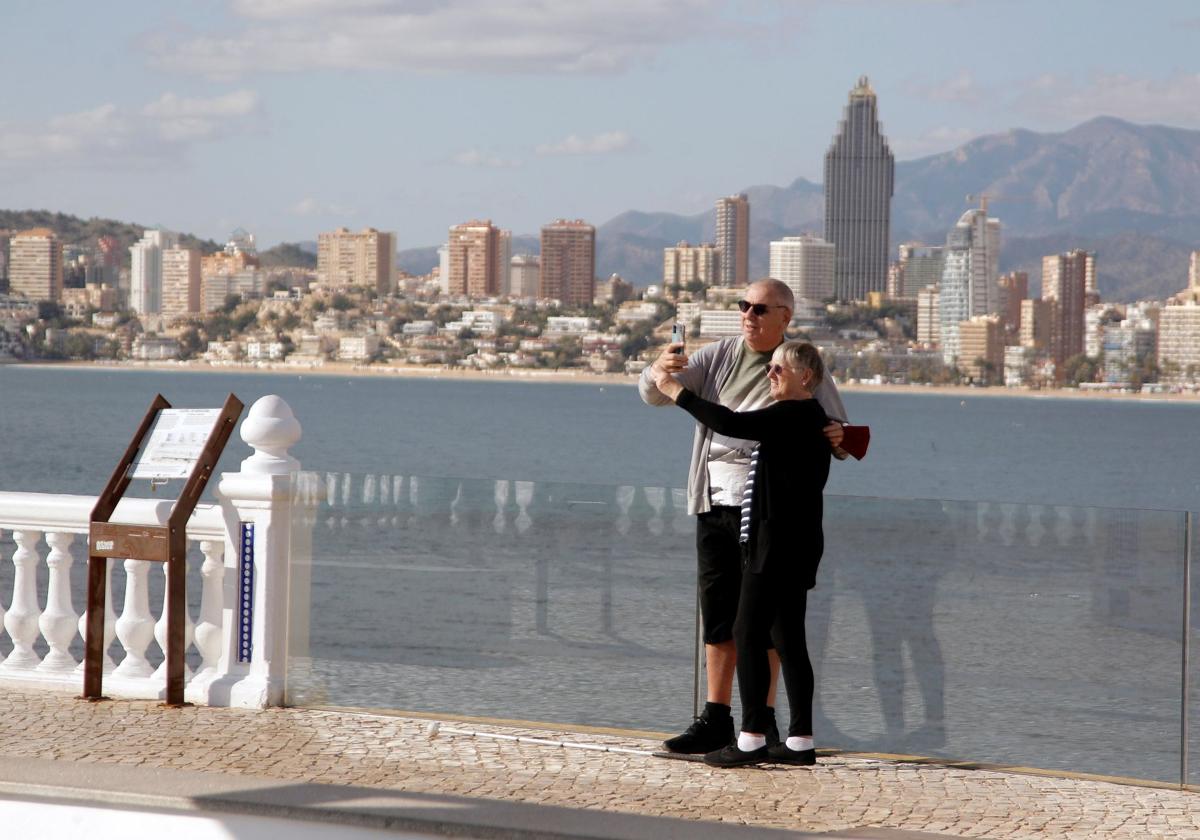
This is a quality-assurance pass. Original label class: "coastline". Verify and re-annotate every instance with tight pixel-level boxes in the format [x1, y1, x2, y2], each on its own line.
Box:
[7, 359, 1200, 402]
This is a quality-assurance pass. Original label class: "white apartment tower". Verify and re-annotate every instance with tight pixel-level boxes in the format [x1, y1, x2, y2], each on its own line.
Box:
[939, 207, 1000, 366]
[768, 235, 835, 304]
[129, 229, 180, 316]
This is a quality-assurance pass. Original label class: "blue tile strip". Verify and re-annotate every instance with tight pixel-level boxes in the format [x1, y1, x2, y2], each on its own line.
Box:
[237, 522, 255, 664]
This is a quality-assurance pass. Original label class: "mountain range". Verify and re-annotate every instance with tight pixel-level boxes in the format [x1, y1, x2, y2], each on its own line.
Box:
[400, 116, 1200, 302]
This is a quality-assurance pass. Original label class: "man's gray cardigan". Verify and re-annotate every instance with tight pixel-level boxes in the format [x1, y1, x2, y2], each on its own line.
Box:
[638, 336, 849, 516]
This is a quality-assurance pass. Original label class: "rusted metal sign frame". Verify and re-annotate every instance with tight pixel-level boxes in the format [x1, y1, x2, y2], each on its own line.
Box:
[83, 393, 244, 707]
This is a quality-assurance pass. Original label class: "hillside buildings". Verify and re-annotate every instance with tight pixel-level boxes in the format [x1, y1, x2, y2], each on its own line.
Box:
[8, 228, 63, 302]
[939, 207, 1000, 365]
[768, 235, 835, 303]
[540, 219, 595, 306]
[129, 229, 179, 315]
[824, 76, 894, 302]
[715, 194, 749, 287]
[663, 242, 721, 288]
[317, 227, 396, 294]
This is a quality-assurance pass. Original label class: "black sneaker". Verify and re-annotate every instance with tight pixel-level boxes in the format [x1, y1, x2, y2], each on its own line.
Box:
[767, 743, 817, 766]
[662, 714, 734, 754]
[703, 743, 769, 768]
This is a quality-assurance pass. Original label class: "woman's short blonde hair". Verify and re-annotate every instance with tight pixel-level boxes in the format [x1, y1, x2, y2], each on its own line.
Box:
[772, 340, 824, 388]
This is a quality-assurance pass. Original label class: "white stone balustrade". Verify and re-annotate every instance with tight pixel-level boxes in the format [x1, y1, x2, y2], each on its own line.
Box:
[0, 394, 315, 708]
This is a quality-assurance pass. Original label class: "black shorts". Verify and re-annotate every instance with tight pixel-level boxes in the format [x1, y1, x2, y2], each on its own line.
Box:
[696, 506, 746, 645]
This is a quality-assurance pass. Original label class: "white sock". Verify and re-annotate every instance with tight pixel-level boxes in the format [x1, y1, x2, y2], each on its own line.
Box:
[786, 736, 814, 751]
[737, 732, 767, 751]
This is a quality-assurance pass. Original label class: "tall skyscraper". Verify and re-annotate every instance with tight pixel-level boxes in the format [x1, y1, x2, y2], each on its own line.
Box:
[938, 207, 1000, 365]
[497, 229, 512, 296]
[896, 243, 944, 298]
[715, 195, 749, 287]
[447, 220, 500, 299]
[8, 228, 63, 301]
[161, 247, 201, 321]
[129, 229, 179, 315]
[0, 229, 11, 292]
[316, 227, 396, 294]
[539, 219, 596, 306]
[663, 242, 721, 288]
[768, 235, 835, 303]
[997, 271, 1029, 338]
[824, 76, 894, 302]
[1042, 250, 1091, 367]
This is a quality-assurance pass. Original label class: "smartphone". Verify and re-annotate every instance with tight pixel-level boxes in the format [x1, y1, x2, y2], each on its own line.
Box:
[671, 322, 686, 353]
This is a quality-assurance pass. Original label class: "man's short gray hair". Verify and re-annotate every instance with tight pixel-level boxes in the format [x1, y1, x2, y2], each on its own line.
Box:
[773, 341, 824, 389]
[751, 278, 794, 312]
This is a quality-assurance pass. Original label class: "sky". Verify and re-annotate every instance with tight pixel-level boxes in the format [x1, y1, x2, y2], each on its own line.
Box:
[3, 0, 1199, 250]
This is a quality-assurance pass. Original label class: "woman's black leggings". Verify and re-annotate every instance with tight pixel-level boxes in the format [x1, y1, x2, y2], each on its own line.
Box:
[732, 560, 813, 737]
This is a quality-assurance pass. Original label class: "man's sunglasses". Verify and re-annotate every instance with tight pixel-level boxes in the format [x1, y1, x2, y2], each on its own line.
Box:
[737, 300, 786, 316]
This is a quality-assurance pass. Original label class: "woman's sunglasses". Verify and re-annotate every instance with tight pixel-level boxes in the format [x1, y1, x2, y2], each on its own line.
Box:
[737, 300, 786, 316]
[766, 363, 790, 377]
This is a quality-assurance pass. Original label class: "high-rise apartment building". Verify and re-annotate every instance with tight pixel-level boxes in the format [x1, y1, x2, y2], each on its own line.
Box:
[497, 229, 512, 296]
[540, 219, 596, 306]
[447, 220, 500, 299]
[939, 207, 1001, 365]
[896, 243, 944, 299]
[0, 230, 11, 292]
[997, 271, 1029, 339]
[161, 247, 201, 321]
[663, 242, 721, 288]
[957, 315, 1004, 383]
[768, 235, 835, 303]
[1042, 250, 1091, 367]
[130, 229, 180, 315]
[1173, 250, 1200, 304]
[1020, 298, 1053, 351]
[715, 195, 749, 288]
[1157, 302, 1200, 381]
[316, 227, 396, 294]
[8, 228, 63, 301]
[510, 254, 540, 299]
[916, 284, 940, 346]
[824, 76, 894, 302]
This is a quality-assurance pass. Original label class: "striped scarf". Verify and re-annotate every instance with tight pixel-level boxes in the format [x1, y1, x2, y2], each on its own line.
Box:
[739, 445, 759, 544]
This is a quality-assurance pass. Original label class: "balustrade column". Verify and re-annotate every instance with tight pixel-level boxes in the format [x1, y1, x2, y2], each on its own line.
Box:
[77, 557, 117, 674]
[38, 532, 79, 673]
[193, 540, 225, 676]
[113, 559, 155, 678]
[0, 528, 6, 662]
[1, 530, 44, 671]
[153, 560, 196, 682]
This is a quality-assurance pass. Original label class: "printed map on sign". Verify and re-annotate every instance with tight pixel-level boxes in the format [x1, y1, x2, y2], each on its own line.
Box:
[131, 408, 223, 480]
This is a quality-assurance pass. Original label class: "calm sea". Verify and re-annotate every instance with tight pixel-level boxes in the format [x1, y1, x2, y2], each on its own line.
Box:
[1, 364, 1198, 511]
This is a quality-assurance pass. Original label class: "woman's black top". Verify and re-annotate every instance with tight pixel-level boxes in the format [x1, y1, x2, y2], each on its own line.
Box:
[676, 389, 830, 586]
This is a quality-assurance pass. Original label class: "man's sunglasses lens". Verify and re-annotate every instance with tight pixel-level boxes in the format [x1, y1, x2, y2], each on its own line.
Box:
[737, 300, 771, 315]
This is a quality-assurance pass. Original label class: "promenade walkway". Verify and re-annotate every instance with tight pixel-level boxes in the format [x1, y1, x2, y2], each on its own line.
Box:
[0, 688, 1196, 839]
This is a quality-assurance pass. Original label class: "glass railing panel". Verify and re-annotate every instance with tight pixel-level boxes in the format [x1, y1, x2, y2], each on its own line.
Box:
[286, 472, 700, 732]
[1188, 511, 1199, 789]
[812, 497, 1185, 784]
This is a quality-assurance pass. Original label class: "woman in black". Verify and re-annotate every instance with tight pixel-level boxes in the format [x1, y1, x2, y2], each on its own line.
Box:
[653, 340, 830, 768]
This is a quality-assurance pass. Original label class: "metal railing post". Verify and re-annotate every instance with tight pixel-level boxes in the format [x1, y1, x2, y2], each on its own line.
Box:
[1182, 510, 1193, 789]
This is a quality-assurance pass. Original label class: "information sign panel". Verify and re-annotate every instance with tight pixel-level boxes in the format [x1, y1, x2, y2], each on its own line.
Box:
[131, 408, 224, 480]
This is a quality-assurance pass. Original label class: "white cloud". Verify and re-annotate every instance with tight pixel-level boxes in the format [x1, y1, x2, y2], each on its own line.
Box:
[146, 1, 719, 78]
[890, 126, 977, 158]
[1015, 72, 1200, 127]
[290, 197, 356, 216]
[0, 90, 260, 168]
[535, 131, 633, 157]
[451, 148, 520, 168]
[910, 70, 983, 105]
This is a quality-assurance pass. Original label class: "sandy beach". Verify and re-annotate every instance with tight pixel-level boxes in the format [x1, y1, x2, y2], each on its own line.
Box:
[9, 358, 1200, 402]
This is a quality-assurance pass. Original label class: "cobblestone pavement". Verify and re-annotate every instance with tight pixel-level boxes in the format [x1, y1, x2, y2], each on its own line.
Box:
[0, 689, 1197, 839]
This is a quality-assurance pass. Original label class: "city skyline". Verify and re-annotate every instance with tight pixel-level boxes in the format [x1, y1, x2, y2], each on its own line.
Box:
[2, 2, 1199, 249]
